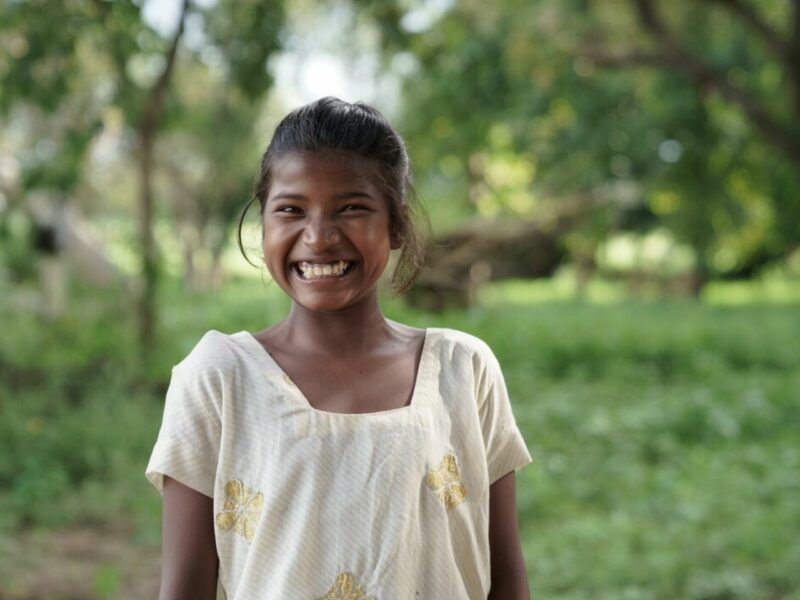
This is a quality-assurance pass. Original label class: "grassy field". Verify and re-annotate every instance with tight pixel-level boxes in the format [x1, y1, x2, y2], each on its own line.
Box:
[1, 276, 798, 599]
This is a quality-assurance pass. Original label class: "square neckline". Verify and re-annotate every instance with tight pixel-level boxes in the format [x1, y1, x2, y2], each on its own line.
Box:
[237, 329, 433, 418]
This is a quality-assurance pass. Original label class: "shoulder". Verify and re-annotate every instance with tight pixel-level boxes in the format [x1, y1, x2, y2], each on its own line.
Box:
[426, 328, 508, 409]
[427, 327, 501, 372]
[428, 326, 496, 358]
[166, 330, 262, 415]
[173, 329, 257, 381]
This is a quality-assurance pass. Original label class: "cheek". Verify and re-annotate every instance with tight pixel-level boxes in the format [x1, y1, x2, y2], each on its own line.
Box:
[259, 218, 268, 258]
[260, 233, 271, 265]
[260, 228, 284, 270]
[365, 230, 393, 268]
[261, 217, 284, 249]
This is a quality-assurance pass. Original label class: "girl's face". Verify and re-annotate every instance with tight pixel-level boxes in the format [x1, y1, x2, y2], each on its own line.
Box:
[262, 152, 400, 315]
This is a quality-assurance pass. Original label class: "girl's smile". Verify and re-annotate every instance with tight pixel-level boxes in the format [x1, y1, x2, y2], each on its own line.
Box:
[262, 152, 399, 314]
[294, 260, 353, 280]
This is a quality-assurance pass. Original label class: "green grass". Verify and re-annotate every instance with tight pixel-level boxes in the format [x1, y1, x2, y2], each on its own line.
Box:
[1, 276, 798, 599]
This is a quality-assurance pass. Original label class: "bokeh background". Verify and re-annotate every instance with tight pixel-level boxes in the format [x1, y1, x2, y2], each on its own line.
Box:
[1, 0, 799, 598]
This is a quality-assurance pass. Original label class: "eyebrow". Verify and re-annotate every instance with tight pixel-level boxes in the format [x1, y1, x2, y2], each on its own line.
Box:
[269, 191, 376, 203]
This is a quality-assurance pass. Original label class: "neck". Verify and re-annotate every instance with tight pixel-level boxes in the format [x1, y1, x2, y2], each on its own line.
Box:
[277, 297, 394, 357]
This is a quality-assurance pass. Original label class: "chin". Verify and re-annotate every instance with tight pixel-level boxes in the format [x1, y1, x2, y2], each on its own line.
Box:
[294, 291, 375, 315]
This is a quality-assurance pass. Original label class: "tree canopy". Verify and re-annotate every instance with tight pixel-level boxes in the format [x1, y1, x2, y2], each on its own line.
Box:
[356, 0, 800, 280]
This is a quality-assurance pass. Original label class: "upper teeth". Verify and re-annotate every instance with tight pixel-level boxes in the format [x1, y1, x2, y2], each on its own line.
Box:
[298, 261, 350, 279]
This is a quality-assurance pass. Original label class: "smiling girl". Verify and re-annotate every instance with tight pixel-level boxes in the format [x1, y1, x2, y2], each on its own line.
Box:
[146, 97, 532, 599]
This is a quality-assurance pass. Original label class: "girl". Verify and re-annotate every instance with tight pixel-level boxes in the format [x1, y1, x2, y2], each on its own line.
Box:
[146, 97, 532, 599]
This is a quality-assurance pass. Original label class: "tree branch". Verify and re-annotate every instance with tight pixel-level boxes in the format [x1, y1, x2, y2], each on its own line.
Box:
[789, 0, 800, 77]
[585, 46, 800, 170]
[139, 0, 191, 137]
[622, 0, 800, 169]
[703, 0, 790, 65]
[792, 0, 800, 109]
[632, 0, 668, 38]
[701, 0, 800, 119]
[135, 0, 191, 352]
[794, 0, 800, 48]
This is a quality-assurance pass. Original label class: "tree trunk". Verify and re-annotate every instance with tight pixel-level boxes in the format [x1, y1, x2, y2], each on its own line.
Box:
[137, 129, 157, 349]
[135, 0, 190, 355]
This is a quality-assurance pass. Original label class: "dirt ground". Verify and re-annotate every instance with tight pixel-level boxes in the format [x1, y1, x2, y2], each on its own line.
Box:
[0, 526, 161, 600]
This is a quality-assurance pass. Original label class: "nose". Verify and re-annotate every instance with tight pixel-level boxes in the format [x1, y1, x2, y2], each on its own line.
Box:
[301, 214, 342, 250]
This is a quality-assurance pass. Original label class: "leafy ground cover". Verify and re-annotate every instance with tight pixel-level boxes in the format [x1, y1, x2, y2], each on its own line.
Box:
[0, 277, 798, 599]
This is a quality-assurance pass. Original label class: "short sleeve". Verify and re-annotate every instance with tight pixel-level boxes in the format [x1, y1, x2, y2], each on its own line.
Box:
[145, 358, 223, 498]
[476, 346, 532, 485]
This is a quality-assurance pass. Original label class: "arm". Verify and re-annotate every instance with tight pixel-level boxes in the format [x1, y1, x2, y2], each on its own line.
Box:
[159, 476, 219, 600]
[488, 470, 531, 600]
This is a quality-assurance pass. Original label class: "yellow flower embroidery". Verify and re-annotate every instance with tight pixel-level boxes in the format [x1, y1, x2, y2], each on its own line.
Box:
[425, 453, 467, 510]
[215, 479, 264, 542]
[317, 573, 377, 600]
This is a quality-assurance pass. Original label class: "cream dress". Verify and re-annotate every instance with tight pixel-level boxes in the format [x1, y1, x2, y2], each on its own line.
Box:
[146, 328, 532, 599]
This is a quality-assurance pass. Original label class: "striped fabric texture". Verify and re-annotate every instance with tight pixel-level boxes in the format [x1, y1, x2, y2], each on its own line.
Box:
[146, 328, 532, 599]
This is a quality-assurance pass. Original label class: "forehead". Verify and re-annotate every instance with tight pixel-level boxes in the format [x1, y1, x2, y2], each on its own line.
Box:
[268, 152, 382, 198]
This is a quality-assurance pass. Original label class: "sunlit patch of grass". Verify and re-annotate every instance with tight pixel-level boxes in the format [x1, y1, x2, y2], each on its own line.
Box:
[703, 277, 800, 305]
[480, 272, 800, 307]
[480, 271, 631, 305]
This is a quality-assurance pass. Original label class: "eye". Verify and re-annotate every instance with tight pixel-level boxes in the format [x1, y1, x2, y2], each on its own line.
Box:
[341, 203, 369, 213]
[274, 205, 303, 215]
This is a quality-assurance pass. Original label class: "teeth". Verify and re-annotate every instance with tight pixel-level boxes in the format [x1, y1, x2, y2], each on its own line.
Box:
[297, 261, 350, 279]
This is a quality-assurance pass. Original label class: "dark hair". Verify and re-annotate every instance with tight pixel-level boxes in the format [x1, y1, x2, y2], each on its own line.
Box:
[237, 96, 429, 294]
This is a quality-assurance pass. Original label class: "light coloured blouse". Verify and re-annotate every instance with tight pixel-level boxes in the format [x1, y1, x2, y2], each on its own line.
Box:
[146, 328, 532, 599]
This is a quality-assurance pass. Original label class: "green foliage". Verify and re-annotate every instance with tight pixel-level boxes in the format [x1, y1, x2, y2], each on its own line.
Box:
[0, 204, 37, 282]
[0, 0, 140, 194]
[2, 277, 798, 598]
[93, 564, 120, 599]
[357, 0, 800, 277]
[0, 1, 96, 113]
[21, 123, 102, 192]
[0, 0, 286, 274]
[202, 0, 286, 100]
[0, 287, 148, 528]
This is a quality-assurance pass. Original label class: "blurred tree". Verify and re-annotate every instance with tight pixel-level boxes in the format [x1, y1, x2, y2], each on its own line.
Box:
[582, 0, 800, 287]
[0, 0, 284, 354]
[356, 0, 800, 288]
[0, 0, 136, 314]
[134, 0, 191, 352]
[160, 65, 263, 291]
